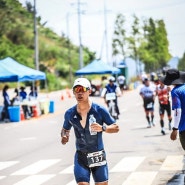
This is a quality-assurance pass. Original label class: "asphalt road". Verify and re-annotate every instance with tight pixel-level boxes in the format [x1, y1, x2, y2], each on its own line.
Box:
[0, 86, 184, 185]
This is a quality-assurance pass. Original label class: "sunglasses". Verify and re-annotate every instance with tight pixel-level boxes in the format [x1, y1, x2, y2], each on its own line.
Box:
[73, 86, 89, 93]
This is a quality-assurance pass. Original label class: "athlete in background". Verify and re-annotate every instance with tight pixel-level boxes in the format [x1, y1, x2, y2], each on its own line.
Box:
[140, 78, 156, 128]
[101, 76, 121, 119]
[156, 80, 172, 135]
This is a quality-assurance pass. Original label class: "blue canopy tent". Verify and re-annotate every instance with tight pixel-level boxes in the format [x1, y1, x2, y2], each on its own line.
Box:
[0, 57, 47, 122]
[75, 59, 121, 75]
[0, 65, 18, 82]
[0, 57, 46, 82]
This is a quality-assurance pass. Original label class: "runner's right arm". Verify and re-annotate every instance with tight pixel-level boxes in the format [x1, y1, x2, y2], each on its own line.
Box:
[61, 128, 70, 145]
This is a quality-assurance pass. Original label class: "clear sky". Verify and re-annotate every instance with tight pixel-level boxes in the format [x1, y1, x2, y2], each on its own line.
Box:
[19, 0, 185, 63]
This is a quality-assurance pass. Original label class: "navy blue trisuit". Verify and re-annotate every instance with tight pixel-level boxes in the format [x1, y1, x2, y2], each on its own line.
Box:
[62, 103, 115, 183]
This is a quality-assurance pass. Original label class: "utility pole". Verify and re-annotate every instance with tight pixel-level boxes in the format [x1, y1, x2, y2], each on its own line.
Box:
[77, 0, 83, 69]
[103, 0, 109, 64]
[34, 0, 39, 70]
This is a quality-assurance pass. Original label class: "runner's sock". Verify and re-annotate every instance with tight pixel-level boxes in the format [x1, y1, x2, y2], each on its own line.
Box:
[151, 115, 154, 123]
[168, 118, 172, 130]
[146, 116, 150, 124]
[160, 120, 164, 128]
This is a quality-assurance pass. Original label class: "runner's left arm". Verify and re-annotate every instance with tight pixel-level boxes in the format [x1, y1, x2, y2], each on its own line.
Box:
[90, 122, 119, 133]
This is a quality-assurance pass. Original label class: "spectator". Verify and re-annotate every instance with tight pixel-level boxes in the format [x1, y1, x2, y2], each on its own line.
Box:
[2, 85, 11, 122]
[160, 68, 185, 150]
[29, 86, 38, 99]
[11, 88, 19, 106]
[101, 76, 108, 93]
[29, 86, 38, 116]
[20, 86, 31, 119]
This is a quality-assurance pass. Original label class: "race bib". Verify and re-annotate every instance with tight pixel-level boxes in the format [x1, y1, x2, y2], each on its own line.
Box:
[105, 93, 116, 100]
[87, 150, 107, 168]
[147, 102, 153, 108]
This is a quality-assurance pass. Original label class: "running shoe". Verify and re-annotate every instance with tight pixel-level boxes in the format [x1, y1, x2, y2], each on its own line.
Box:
[161, 130, 166, 135]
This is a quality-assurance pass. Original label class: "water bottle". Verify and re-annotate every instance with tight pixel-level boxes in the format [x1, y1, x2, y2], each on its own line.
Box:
[89, 114, 97, 135]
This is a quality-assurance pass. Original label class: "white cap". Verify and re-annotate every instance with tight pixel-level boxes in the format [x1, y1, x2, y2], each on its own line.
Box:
[73, 78, 91, 89]
[108, 76, 115, 82]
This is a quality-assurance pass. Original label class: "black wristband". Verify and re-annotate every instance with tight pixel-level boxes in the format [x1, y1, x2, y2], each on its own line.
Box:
[172, 127, 178, 131]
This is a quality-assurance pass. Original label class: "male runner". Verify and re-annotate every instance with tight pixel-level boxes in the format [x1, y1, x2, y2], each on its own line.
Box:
[156, 80, 172, 135]
[140, 78, 156, 128]
[61, 78, 119, 185]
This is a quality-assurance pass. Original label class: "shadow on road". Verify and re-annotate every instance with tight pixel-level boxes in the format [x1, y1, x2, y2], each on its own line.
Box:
[167, 173, 185, 185]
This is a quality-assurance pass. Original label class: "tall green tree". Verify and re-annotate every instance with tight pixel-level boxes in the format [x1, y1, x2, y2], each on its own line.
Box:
[140, 18, 157, 72]
[112, 13, 127, 63]
[155, 20, 171, 67]
[127, 14, 141, 76]
[139, 18, 171, 72]
[112, 14, 171, 74]
[178, 52, 185, 70]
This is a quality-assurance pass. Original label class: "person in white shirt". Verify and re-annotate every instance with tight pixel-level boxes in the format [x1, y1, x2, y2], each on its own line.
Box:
[139, 78, 156, 128]
[117, 75, 125, 93]
[141, 72, 148, 84]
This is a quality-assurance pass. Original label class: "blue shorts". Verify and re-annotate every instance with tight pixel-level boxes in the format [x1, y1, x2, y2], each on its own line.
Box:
[74, 152, 108, 183]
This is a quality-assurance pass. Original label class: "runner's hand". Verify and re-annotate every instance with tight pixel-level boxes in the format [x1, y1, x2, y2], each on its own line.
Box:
[170, 130, 178, 140]
[61, 135, 69, 145]
[90, 123, 103, 132]
[61, 129, 70, 145]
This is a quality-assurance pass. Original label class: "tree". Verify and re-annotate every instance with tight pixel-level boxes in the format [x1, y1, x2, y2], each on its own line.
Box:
[112, 13, 171, 74]
[139, 18, 171, 72]
[140, 18, 157, 72]
[127, 14, 141, 76]
[112, 13, 127, 63]
[25, 1, 34, 13]
[178, 52, 185, 70]
[155, 20, 171, 68]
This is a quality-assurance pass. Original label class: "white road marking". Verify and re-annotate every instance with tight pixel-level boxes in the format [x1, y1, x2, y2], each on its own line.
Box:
[0, 155, 183, 185]
[110, 156, 145, 172]
[0, 176, 6, 180]
[60, 165, 73, 174]
[0, 161, 19, 170]
[160, 155, 184, 171]
[122, 171, 158, 185]
[13, 175, 55, 185]
[11, 159, 61, 175]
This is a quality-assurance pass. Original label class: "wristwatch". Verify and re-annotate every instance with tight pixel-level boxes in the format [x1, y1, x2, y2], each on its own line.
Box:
[102, 125, 107, 132]
[172, 127, 178, 131]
